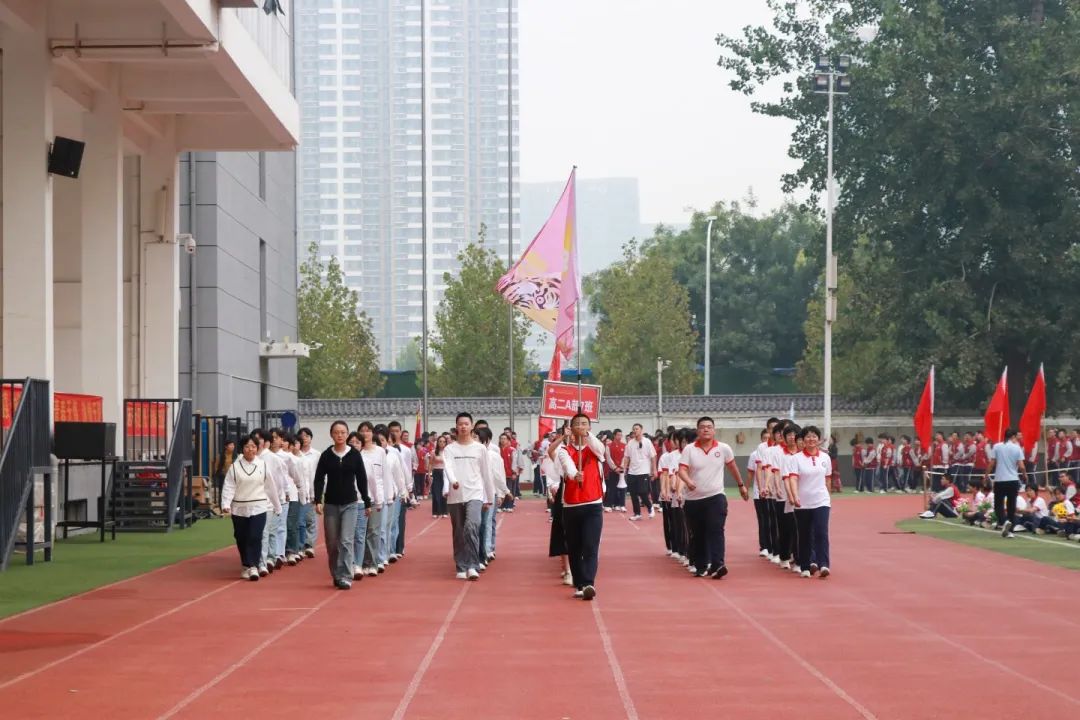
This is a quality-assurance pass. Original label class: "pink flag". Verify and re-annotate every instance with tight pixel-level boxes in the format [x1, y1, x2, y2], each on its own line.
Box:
[497, 168, 579, 359]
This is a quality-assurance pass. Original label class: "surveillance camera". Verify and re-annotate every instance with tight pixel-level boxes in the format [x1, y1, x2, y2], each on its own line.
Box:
[178, 233, 196, 255]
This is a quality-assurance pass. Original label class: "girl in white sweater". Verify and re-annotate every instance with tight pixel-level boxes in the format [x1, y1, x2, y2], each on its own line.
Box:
[222, 435, 282, 581]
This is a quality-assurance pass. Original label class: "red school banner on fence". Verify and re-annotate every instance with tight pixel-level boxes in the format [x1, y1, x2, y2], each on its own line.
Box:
[541, 380, 603, 422]
[126, 401, 168, 437]
[0, 387, 103, 429]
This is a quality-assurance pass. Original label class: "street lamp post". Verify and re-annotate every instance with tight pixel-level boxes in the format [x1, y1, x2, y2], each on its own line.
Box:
[703, 215, 717, 396]
[813, 55, 850, 441]
[656, 356, 670, 428]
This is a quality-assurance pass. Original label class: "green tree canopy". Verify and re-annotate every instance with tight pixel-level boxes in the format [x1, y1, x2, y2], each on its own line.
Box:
[643, 201, 823, 391]
[719, 0, 1080, 410]
[430, 229, 532, 397]
[297, 242, 384, 399]
[586, 241, 699, 394]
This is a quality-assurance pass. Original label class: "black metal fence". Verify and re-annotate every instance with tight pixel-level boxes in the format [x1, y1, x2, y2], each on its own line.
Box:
[0, 379, 52, 570]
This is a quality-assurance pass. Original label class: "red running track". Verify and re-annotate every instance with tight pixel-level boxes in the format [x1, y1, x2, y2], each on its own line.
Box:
[1, 496, 1079, 719]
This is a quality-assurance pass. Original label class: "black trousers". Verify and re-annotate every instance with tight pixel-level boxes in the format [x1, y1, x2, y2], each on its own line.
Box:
[794, 506, 831, 572]
[232, 512, 267, 568]
[753, 498, 769, 552]
[777, 503, 795, 562]
[562, 503, 603, 588]
[668, 506, 686, 555]
[684, 493, 729, 572]
[395, 498, 407, 554]
[994, 480, 1020, 527]
[661, 500, 672, 549]
[603, 471, 620, 507]
[627, 474, 652, 516]
[431, 470, 447, 516]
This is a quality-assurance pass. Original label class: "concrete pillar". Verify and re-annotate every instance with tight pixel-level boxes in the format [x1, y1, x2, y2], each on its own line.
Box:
[1, 23, 54, 381]
[80, 94, 124, 436]
[139, 135, 180, 398]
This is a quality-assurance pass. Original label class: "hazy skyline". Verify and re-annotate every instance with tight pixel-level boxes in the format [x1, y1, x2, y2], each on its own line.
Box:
[519, 1, 800, 224]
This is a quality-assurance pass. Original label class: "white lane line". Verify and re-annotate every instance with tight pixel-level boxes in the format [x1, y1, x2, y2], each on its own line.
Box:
[156, 591, 340, 720]
[840, 588, 1080, 709]
[706, 585, 879, 720]
[0, 580, 241, 691]
[591, 603, 640, 720]
[390, 583, 471, 720]
[927, 518, 1080, 549]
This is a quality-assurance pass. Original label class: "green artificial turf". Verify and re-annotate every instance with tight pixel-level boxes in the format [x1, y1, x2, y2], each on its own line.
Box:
[0, 518, 233, 619]
[897, 517, 1080, 571]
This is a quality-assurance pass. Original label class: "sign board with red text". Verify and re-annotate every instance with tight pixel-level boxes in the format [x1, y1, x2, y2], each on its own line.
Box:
[540, 380, 602, 422]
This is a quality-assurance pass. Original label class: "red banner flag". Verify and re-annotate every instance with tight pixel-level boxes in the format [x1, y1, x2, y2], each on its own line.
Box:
[1019, 364, 1046, 454]
[913, 366, 934, 449]
[537, 348, 562, 439]
[414, 403, 422, 442]
[984, 367, 1010, 444]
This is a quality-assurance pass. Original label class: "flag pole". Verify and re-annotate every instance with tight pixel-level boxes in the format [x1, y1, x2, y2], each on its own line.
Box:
[505, 0, 515, 433]
[573, 165, 582, 405]
[419, 0, 429, 432]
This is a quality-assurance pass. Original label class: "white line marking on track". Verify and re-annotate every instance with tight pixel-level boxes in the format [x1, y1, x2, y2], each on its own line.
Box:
[413, 518, 439, 540]
[390, 582, 471, 720]
[156, 591, 340, 719]
[706, 585, 879, 720]
[591, 603, 640, 720]
[840, 588, 1080, 709]
[0, 580, 241, 691]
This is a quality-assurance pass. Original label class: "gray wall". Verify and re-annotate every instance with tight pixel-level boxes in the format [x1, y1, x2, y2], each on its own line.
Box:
[179, 150, 298, 418]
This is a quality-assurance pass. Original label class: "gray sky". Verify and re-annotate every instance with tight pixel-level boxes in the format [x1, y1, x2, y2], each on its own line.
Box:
[519, 0, 800, 224]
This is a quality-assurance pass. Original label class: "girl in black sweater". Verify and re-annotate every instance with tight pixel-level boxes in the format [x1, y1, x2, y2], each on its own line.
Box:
[314, 420, 372, 589]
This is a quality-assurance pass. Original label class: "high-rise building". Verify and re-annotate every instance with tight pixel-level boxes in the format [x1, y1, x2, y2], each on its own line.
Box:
[296, 0, 520, 368]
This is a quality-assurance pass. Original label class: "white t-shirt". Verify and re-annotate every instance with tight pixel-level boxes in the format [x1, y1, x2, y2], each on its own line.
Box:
[397, 443, 416, 475]
[442, 440, 493, 504]
[360, 445, 387, 506]
[747, 451, 759, 500]
[1030, 496, 1049, 519]
[624, 437, 656, 475]
[678, 440, 735, 501]
[789, 450, 833, 510]
[772, 445, 790, 502]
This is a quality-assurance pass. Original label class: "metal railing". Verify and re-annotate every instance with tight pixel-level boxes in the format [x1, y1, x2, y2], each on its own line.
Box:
[122, 398, 193, 531]
[1, 379, 52, 570]
[167, 400, 193, 530]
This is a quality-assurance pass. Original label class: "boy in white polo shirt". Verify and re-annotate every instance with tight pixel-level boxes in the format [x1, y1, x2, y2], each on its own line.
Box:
[786, 425, 832, 578]
[677, 416, 748, 578]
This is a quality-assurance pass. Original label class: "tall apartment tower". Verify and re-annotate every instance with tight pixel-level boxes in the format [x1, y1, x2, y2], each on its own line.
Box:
[296, 0, 520, 368]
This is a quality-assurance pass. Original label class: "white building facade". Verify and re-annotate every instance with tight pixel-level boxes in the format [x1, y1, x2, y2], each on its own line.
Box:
[0, 0, 300, 435]
[295, 0, 519, 368]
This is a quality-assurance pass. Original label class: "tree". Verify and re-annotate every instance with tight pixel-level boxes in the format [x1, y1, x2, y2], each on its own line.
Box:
[718, 1, 1080, 410]
[430, 227, 532, 396]
[585, 241, 699, 394]
[643, 201, 823, 391]
[297, 242, 384, 398]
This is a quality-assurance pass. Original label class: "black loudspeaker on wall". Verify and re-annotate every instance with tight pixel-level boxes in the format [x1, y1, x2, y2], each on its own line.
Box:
[54, 422, 117, 460]
[48, 136, 85, 179]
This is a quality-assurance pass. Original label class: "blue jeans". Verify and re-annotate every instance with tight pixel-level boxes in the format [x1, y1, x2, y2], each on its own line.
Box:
[363, 504, 382, 568]
[389, 498, 403, 557]
[261, 509, 283, 566]
[286, 501, 302, 554]
[480, 503, 495, 558]
[352, 505, 369, 570]
[379, 500, 395, 564]
[272, 501, 288, 558]
[299, 502, 316, 549]
[322, 502, 358, 584]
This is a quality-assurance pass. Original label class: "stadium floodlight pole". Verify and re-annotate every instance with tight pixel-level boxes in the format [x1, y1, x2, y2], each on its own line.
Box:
[420, 0, 429, 431]
[506, 0, 515, 432]
[704, 215, 717, 395]
[813, 54, 850, 440]
[656, 356, 670, 428]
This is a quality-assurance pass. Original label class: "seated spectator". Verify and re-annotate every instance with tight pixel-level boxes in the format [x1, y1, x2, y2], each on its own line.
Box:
[1047, 487, 1080, 539]
[1058, 473, 1076, 502]
[1014, 484, 1050, 534]
[963, 483, 994, 527]
[920, 476, 960, 519]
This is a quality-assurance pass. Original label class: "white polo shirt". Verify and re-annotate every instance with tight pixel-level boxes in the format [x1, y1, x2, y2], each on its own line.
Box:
[678, 439, 735, 501]
[789, 449, 832, 510]
[747, 450, 759, 500]
[624, 437, 656, 475]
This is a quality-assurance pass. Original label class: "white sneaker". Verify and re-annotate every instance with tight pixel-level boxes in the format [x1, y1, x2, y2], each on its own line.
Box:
[759, 549, 769, 558]
[791, 564, 801, 574]
[1004, 532, 1016, 538]
[287, 554, 298, 566]
[878, 490, 886, 494]
[801, 570, 811, 578]
[353, 565, 363, 580]
[466, 568, 480, 580]
[603, 507, 612, 513]
[648, 508, 656, 518]
[455, 571, 467, 580]
[629, 515, 641, 521]
[680, 557, 690, 566]
[248, 567, 260, 581]
[304, 547, 315, 558]
[688, 565, 698, 574]
[563, 572, 574, 586]
[478, 563, 487, 572]
[365, 567, 378, 576]
[242, 568, 253, 580]
[258, 565, 268, 577]
[665, 550, 673, 557]
[819, 567, 830, 578]
[770, 555, 781, 565]
[780, 560, 791, 570]
[618, 507, 627, 513]
[573, 590, 584, 598]
[919, 511, 934, 519]
[1070, 534, 1080, 541]
[1013, 525, 1026, 533]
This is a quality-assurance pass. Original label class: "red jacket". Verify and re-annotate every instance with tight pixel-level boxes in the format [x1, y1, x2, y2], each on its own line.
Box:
[562, 443, 604, 506]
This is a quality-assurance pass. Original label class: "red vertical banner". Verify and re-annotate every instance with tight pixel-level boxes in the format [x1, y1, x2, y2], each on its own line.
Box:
[984, 368, 1010, 444]
[913, 366, 934, 448]
[1019, 364, 1046, 454]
